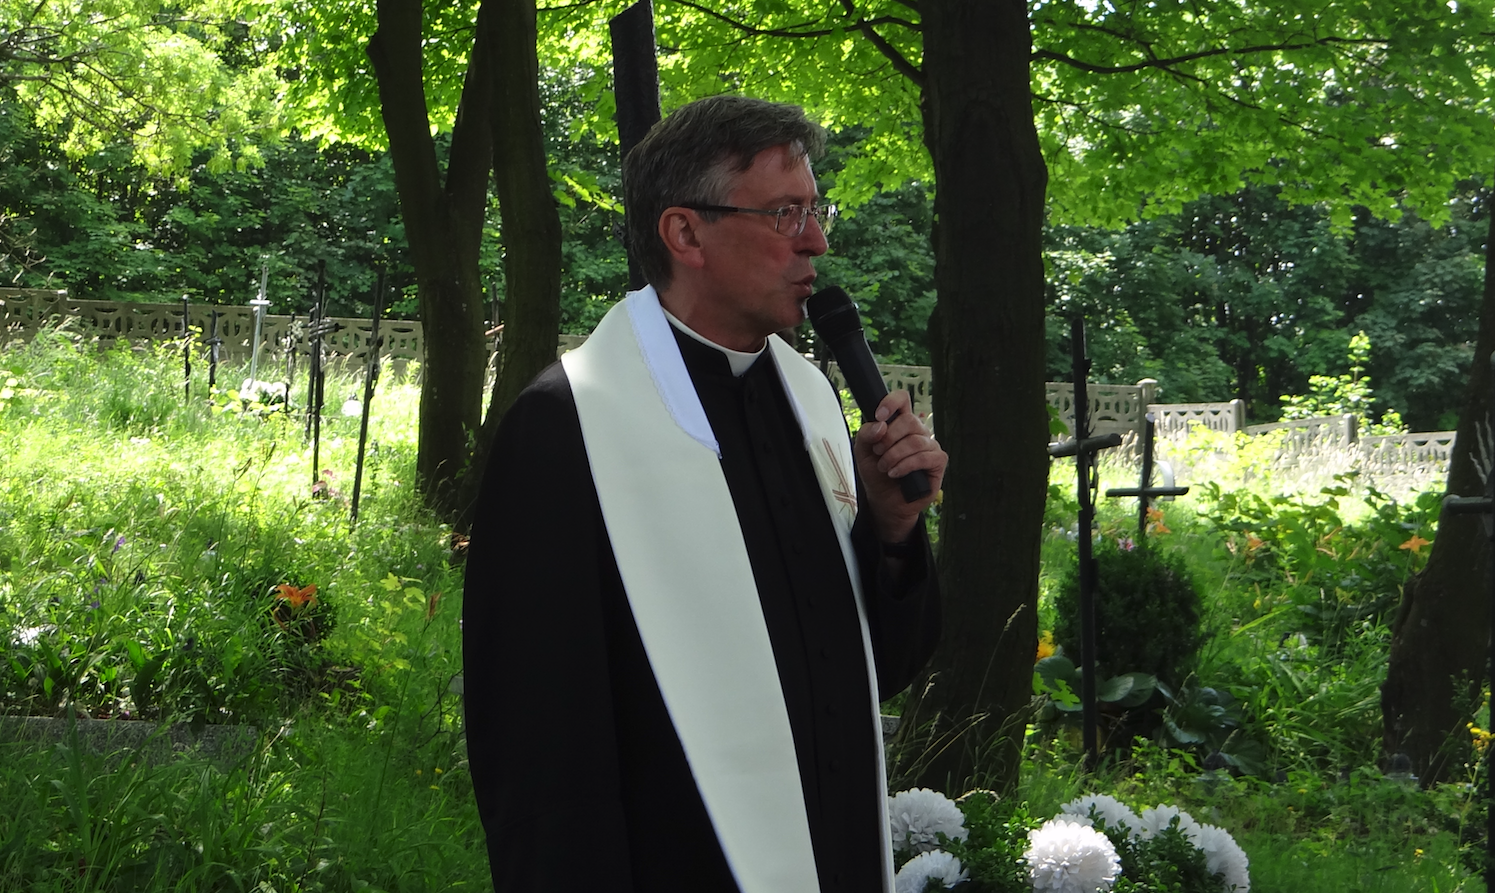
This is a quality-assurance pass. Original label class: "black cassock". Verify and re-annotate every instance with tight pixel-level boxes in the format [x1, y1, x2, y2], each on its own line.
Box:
[462, 327, 940, 892]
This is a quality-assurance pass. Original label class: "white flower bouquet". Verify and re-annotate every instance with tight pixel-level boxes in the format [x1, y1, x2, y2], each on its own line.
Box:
[887, 788, 1249, 893]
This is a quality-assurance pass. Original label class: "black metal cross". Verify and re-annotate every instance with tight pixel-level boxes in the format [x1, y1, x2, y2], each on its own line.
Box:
[1106, 411, 1189, 540]
[1047, 317, 1124, 769]
[1444, 350, 1495, 882]
[205, 309, 223, 391]
[350, 268, 387, 527]
[305, 262, 341, 494]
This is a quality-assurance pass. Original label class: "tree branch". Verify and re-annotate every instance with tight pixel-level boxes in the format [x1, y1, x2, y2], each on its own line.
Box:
[666, 0, 917, 40]
[836, 0, 922, 85]
[1032, 34, 1386, 76]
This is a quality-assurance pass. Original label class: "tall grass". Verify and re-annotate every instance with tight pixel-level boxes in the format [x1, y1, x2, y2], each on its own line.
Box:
[1, 325, 488, 890]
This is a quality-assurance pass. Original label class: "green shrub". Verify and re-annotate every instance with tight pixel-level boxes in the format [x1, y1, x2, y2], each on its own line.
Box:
[1053, 540, 1206, 687]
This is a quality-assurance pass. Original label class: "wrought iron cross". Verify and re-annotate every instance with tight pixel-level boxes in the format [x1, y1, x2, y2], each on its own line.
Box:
[1047, 317, 1123, 769]
[350, 267, 387, 527]
[1106, 411, 1189, 539]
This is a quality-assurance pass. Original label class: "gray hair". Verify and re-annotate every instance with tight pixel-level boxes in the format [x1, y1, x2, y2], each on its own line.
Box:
[623, 95, 827, 290]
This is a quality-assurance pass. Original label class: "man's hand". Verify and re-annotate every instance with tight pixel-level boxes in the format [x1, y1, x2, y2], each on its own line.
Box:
[853, 389, 947, 544]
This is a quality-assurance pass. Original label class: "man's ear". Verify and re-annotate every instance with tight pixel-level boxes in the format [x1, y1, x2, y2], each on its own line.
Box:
[658, 208, 708, 271]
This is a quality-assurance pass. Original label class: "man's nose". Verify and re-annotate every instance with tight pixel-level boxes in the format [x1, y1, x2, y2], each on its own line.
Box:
[797, 215, 830, 257]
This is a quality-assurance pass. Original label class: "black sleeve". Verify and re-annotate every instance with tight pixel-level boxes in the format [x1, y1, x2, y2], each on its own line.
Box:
[850, 471, 942, 702]
[460, 363, 636, 891]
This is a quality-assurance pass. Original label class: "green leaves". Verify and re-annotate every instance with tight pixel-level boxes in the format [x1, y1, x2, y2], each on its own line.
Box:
[6, 0, 284, 173]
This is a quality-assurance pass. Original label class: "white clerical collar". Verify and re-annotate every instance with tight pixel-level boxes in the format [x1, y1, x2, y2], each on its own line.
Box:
[662, 307, 766, 377]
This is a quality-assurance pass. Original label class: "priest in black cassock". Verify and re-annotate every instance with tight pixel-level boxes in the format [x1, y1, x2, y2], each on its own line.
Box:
[461, 95, 947, 893]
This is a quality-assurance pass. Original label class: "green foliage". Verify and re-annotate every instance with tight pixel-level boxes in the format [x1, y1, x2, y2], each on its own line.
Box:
[1279, 332, 1407, 435]
[1041, 183, 1484, 428]
[940, 793, 1042, 893]
[1052, 541, 1206, 688]
[0, 325, 484, 889]
[3, 0, 282, 173]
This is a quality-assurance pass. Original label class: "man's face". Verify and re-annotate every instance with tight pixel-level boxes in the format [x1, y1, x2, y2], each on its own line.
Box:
[691, 144, 829, 346]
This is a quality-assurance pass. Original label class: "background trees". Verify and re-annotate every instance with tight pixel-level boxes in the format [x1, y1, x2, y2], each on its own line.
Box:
[2, 0, 1492, 792]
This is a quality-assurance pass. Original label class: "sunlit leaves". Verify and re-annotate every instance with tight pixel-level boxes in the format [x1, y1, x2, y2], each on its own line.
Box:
[3, 0, 283, 173]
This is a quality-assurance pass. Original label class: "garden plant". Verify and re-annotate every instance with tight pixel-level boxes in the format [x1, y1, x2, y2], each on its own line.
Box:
[0, 325, 1485, 891]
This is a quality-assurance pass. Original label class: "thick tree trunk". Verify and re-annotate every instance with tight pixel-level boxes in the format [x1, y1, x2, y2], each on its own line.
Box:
[1382, 177, 1495, 784]
[457, 0, 563, 528]
[892, 0, 1050, 794]
[367, 0, 493, 517]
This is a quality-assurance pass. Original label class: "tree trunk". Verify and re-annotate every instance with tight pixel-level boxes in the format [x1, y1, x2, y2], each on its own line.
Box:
[1382, 175, 1495, 784]
[455, 0, 563, 529]
[367, 0, 493, 517]
[892, 0, 1051, 795]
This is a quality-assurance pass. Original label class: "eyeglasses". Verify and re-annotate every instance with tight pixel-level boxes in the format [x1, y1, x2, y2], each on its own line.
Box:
[680, 202, 838, 236]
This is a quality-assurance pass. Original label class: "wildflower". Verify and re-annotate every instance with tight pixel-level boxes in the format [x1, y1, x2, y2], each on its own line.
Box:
[1061, 794, 1141, 838]
[895, 850, 967, 893]
[1145, 506, 1171, 535]
[112, 534, 126, 553]
[1244, 533, 1264, 554]
[1024, 817, 1121, 893]
[1196, 824, 1250, 891]
[274, 583, 319, 611]
[1137, 805, 1203, 845]
[1399, 534, 1431, 555]
[1117, 536, 1136, 552]
[1036, 631, 1057, 662]
[888, 788, 969, 855]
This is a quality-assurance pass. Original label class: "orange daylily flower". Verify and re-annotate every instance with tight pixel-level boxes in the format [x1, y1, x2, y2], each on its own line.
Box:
[274, 583, 319, 610]
[1036, 631, 1057, 663]
[1244, 533, 1265, 553]
[1399, 534, 1432, 555]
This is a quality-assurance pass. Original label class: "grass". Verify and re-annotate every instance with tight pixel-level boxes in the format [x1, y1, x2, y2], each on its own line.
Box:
[0, 323, 1486, 891]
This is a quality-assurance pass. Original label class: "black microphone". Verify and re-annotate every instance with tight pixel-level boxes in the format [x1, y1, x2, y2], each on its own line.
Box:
[806, 286, 932, 503]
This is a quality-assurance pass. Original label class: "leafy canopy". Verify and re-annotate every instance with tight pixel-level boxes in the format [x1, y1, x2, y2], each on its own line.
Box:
[2, 0, 283, 172]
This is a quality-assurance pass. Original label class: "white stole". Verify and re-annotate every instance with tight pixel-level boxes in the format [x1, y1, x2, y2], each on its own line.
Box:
[560, 287, 893, 892]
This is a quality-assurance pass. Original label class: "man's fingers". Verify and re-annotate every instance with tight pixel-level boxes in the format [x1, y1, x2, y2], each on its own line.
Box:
[876, 435, 939, 475]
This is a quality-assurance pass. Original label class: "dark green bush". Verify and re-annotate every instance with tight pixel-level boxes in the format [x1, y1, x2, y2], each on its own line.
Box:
[1053, 541, 1206, 687]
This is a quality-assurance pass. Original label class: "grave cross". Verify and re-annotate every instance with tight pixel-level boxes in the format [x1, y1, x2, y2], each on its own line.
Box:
[1106, 412, 1189, 539]
[205, 309, 223, 391]
[181, 295, 192, 403]
[1442, 350, 1495, 881]
[1047, 317, 1124, 769]
[304, 262, 342, 494]
[350, 269, 387, 527]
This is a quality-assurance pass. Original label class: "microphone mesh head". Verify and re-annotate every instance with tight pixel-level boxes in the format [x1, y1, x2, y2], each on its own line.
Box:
[806, 286, 863, 341]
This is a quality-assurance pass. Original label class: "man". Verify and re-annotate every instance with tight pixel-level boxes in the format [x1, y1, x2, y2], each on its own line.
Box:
[462, 95, 946, 893]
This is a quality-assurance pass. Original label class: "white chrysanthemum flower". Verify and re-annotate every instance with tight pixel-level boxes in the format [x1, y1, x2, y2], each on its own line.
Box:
[1137, 805, 1203, 845]
[894, 849, 969, 893]
[1061, 794, 1142, 838]
[1197, 824, 1250, 892]
[1025, 817, 1122, 893]
[888, 788, 970, 854]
